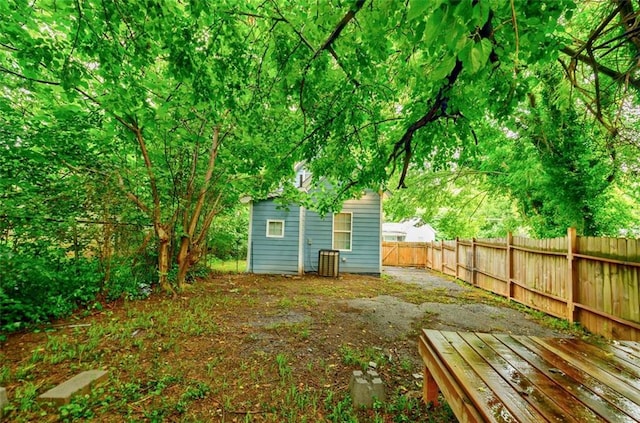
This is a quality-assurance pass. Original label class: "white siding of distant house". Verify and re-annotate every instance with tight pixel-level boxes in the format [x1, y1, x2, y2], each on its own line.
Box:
[382, 220, 436, 242]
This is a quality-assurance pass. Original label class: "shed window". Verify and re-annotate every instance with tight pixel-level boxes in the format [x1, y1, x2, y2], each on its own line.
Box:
[266, 220, 284, 238]
[333, 212, 352, 251]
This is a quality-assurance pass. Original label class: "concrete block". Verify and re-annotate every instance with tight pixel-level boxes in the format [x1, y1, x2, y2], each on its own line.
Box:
[349, 369, 386, 408]
[370, 377, 386, 402]
[0, 387, 8, 418]
[38, 370, 108, 406]
[350, 376, 371, 408]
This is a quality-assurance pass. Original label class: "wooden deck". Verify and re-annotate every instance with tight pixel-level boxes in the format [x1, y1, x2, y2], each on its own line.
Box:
[418, 330, 640, 422]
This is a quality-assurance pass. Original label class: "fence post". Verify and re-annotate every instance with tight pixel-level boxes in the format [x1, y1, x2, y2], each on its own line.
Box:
[567, 227, 578, 323]
[430, 242, 434, 270]
[471, 237, 476, 286]
[426, 242, 430, 269]
[425, 242, 429, 269]
[506, 232, 513, 300]
[440, 240, 445, 273]
[455, 237, 459, 279]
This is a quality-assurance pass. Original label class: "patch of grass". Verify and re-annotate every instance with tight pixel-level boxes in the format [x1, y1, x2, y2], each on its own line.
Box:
[0, 364, 11, 384]
[265, 321, 311, 339]
[14, 381, 40, 412]
[209, 258, 246, 273]
[275, 353, 292, 380]
[14, 363, 35, 381]
[338, 345, 386, 371]
[395, 287, 460, 305]
[528, 310, 585, 334]
[59, 393, 96, 420]
[281, 385, 320, 420]
[325, 391, 357, 423]
[413, 311, 437, 331]
[277, 297, 294, 309]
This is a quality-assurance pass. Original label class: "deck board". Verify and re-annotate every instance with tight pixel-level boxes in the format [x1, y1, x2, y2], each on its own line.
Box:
[500, 335, 640, 422]
[419, 330, 640, 423]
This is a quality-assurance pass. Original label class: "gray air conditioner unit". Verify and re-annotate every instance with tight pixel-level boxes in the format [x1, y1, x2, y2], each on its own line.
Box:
[318, 249, 340, 277]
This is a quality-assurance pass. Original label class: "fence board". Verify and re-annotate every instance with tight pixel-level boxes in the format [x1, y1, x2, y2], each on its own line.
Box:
[401, 230, 640, 341]
[382, 242, 428, 267]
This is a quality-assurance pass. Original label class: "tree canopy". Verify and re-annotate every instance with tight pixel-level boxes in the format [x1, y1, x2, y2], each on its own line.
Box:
[1, 0, 640, 324]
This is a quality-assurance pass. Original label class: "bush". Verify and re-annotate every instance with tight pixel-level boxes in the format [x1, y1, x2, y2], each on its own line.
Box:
[0, 243, 102, 335]
[104, 254, 156, 301]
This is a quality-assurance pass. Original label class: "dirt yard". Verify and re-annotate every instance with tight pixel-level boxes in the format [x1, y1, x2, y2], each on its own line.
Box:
[0, 267, 577, 422]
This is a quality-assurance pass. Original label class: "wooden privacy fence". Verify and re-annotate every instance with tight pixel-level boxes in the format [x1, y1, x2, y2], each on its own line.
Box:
[384, 229, 640, 341]
[382, 241, 428, 267]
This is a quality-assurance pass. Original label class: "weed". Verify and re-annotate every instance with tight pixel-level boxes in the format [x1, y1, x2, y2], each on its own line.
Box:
[206, 357, 223, 377]
[325, 392, 357, 423]
[45, 335, 78, 364]
[275, 353, 292, 380]
[284, 385, 319, 412]
[15, 382, 39, 412]
[400, 358, 413, 372]
[120, 380, 144, 401]
[143, 404, 170, 422]
[14, 364, 35, 381]
[277, 298, 293, 309]
[29, 348, 44, 364]
[0, 365, 10, 384]
[339, 345, 361, 367]
[181, 381, 211, 401]
[339, 344, 386, 371]
[59, 394, 95, 421]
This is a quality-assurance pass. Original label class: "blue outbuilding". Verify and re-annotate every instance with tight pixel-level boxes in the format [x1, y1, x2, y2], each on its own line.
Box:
[246, 167, 381, 275]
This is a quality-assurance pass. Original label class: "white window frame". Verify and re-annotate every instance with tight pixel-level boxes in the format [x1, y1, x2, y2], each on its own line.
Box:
[332, 212, 353, 251]
[266, 219, 285, 238]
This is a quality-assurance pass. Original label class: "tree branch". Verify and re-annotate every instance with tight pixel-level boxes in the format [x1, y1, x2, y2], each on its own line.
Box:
[0, 66, 61, 86]
[389, 59, 464, 188]
[312, 0, 366, 62]
[560, 45, 640, 89]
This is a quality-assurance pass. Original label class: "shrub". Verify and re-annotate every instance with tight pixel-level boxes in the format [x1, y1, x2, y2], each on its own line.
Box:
[0, 243, 102, 335]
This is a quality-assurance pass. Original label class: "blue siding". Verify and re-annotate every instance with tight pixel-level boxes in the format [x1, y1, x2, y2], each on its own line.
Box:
[249, 191, 381, 275]
[303, 191, 381, 274]
[249, 199, 300, 274]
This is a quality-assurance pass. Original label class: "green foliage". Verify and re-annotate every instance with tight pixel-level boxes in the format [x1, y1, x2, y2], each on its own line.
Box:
[1, 0, 640, 334]
[275, 353, 292, 380]
[59, 395, 96, 421]
[324, 392, 357, 423]
[106, 260, 155, 301]
[384, 171, 524, 239]
[0, 244, 101, 334]
[207, 206, 249, 260]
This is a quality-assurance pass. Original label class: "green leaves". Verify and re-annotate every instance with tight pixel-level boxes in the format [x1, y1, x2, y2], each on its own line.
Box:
[430, 56, 456, 81]
[408, 0, 436, 21]
[0, 0, 638, 291]
[460, 38, 493, 74]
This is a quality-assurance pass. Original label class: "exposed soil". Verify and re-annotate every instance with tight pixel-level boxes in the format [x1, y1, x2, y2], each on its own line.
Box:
[0, 267, 574, 422]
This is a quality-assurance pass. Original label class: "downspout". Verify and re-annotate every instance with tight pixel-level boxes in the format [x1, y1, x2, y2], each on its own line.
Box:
[247, 201, 254, 272]
[378, 190, 383, 274]
[298, 205, 305, 275]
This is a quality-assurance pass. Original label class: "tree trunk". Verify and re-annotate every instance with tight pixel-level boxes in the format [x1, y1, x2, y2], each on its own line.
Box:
[176, 235, 190, 288]
[156, 223, 175, 295]
[100, 221, 113, 292]
[177, 242, 204, 289]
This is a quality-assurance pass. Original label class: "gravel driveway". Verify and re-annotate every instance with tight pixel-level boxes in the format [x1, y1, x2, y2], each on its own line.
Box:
[345, 266, 566, 341]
